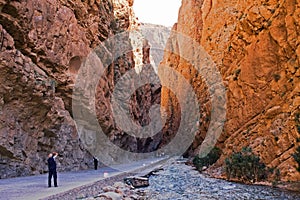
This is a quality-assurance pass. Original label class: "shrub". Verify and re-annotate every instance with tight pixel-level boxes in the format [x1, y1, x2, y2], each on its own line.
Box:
[292, 146, 300, 172]
[225, 147, 267, 182]
[295, 113, 300, 123]
[272, 168, 281, 186]
[193, 147, 222, 171]
[272, 74, 281, 82]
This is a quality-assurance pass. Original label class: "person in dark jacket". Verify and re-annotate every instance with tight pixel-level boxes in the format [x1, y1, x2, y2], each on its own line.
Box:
[93, 157, 98, 170]
[48, 152, 58, 187]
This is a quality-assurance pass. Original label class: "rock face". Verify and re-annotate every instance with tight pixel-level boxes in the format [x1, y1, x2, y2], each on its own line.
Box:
[0, 0, 161, 178]
[161, 0, 300, 182]
[140, 23, 171, 67]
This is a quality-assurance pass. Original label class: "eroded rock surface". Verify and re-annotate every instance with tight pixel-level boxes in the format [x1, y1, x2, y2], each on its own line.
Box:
[0, 0, 161, 178]
[161, 0, 300, 182]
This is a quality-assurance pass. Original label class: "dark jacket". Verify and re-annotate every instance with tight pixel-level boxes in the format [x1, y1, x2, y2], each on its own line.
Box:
[48, 156, 56, 171]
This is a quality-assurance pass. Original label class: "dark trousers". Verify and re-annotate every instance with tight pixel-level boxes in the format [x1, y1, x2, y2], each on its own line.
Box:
[94, 159, 98, 170]
[48, 170, 57, 187]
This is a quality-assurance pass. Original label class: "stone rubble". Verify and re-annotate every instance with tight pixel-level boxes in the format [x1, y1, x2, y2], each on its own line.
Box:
[82, 160, 300, 200]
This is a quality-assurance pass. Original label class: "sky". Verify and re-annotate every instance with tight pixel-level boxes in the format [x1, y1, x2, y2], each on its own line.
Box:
[133, 0, 182, 27]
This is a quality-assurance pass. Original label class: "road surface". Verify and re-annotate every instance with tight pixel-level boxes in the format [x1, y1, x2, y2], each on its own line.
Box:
[0, 157, 167, 200]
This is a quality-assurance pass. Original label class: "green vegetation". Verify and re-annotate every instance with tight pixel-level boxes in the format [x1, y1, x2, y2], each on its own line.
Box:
[193, 147, 222, 171]
[225, 147, 267, 183]
[271, 168, 281, 186]
[292, 146, 300, 172]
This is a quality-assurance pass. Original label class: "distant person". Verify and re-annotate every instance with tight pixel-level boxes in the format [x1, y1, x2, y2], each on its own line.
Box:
[48, 152, 58, 187]
[94, 157, 98, 170]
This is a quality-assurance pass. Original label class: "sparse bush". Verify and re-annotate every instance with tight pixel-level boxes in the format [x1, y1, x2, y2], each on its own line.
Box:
[295, 113, 300, 123]
[272, 74, 281, 82]
[193, 147, 222, 171]
[275, 168, 280, 181]
[292, 146, 300, 172]
[233, 69, 241, 81]
[235, 69, 241, 76]
[295, 113, 300, 134]
[272, 168, 281, 186]
[225, 147, 267, 183]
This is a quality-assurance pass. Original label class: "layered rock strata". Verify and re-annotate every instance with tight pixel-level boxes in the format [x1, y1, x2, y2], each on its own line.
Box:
[161, 0, 300, 182]
[0, 0, 161, 178]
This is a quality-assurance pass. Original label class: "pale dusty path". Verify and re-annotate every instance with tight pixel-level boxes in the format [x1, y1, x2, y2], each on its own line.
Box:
[0, 157, 167, 200]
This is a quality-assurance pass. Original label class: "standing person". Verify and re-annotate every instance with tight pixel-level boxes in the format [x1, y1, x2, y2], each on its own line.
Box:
[48, 152, 58, 187]
[93, 157, 98, 170]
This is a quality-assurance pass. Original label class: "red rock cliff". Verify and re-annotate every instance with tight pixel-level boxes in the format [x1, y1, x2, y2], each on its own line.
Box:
[0, 0, 160, 178]
[161, 0, 300, 182]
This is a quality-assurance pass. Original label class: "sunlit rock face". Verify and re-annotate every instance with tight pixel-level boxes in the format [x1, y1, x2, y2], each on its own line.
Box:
[0, 0, 161, 178]
[161, 0, 300, 182]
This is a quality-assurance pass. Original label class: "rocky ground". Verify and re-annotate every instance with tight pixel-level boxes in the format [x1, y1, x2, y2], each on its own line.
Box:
[76, 159, 300, 200]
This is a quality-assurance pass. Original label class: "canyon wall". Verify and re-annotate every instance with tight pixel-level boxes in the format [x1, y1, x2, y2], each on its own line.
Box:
[161, 0, 300, 182]
[0, 0, 161, 178]
[140, 23, 171, 67]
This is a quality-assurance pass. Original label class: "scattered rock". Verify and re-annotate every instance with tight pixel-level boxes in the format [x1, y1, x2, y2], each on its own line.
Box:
[98, 192, 122, 200]
[81, 161, 300, 199]
[137, 162, 300, 199]
[124, 176, 149, 188]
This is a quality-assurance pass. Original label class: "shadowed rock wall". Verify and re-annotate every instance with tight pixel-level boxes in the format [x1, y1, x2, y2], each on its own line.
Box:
[0, 0, 161, 178]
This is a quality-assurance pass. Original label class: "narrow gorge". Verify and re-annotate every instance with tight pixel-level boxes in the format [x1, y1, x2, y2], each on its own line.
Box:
[0, 0, 300, 192]
[0, 0, 164, 178]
